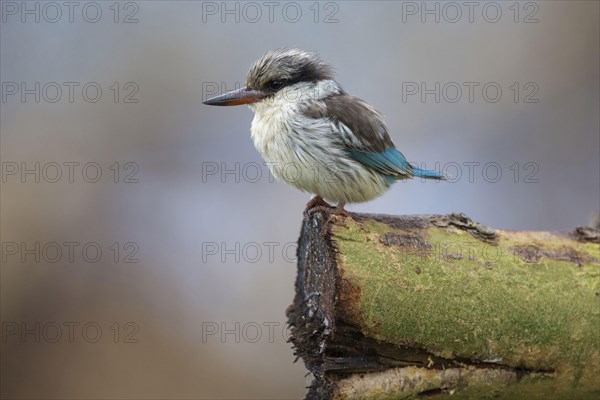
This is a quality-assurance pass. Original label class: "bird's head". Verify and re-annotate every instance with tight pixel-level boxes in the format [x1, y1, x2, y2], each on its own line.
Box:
[203, 48, 334, 106]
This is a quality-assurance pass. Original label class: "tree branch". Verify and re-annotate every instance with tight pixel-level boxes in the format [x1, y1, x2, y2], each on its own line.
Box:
[287, 211, 600, 400]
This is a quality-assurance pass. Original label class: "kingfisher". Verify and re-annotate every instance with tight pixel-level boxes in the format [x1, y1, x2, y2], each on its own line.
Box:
[204, 48, 445, 214]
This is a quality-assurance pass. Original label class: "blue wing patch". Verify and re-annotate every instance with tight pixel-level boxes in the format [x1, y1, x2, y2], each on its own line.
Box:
[348, 148, 413, 177]
[348, 148, 446, 181]
[412, 167, 446, 180]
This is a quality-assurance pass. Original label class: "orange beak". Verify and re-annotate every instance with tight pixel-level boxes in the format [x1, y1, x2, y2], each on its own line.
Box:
[203, 87, 267, 106]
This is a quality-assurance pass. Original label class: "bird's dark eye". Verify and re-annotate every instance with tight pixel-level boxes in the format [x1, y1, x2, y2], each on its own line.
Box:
[269, 80, 284, 90]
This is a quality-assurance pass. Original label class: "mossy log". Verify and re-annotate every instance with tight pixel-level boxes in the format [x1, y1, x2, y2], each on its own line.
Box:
[286, 211, 600, 400]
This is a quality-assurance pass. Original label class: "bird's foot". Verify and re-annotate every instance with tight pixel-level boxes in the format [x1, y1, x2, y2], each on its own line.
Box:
[317, 202, 349, 236]
[305, 198, 350, 237]
[304, 195, 333, 221]
[305, 195, 332, 210]
[331, 202, 350, 218]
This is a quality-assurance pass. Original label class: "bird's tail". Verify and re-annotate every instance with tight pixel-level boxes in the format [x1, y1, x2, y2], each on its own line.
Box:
[412, 167, 446, 180]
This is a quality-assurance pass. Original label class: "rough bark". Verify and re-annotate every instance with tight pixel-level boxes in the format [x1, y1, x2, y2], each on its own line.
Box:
[286, 211, 600, 400]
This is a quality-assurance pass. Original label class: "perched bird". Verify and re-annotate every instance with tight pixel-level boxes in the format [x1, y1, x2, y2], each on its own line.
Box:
[204, 48, 445, 214]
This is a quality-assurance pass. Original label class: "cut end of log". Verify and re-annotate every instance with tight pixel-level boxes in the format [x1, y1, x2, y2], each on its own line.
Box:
[287, 210, 600, 400]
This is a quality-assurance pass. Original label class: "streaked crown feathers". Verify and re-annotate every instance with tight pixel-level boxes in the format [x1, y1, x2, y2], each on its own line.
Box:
[246, 48, 335, 92]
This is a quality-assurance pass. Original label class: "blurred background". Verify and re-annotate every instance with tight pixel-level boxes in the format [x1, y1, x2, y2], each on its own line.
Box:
[1, 1, 598, 399]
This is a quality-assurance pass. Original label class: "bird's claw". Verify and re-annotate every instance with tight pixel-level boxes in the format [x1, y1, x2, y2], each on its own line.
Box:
[331, 203, 350, 218]
[304, 196, 333, 221]
[304, 197, 350, 237]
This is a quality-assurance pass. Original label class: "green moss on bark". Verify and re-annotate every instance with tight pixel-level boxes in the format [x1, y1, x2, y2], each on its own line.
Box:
[331, 215, 600, 397]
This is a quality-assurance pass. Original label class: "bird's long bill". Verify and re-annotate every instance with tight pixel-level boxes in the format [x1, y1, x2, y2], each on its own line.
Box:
[203, 87, 266, 106]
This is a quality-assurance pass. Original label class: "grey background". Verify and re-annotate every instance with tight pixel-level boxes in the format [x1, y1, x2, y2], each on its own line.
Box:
[1, 1, 598, 399]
